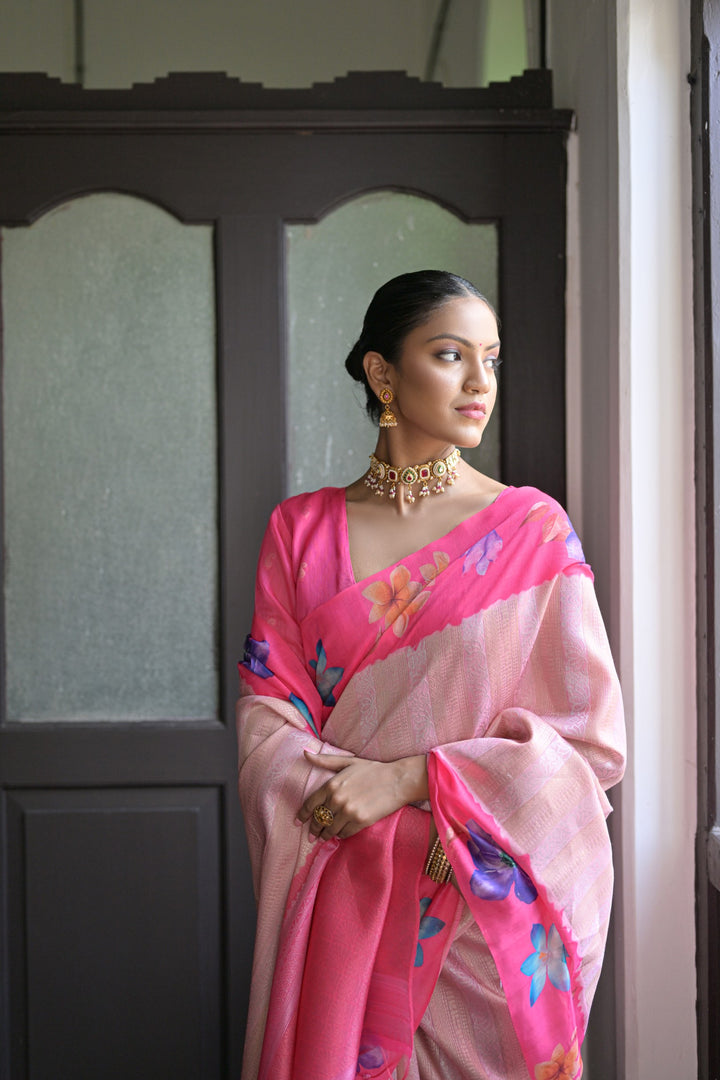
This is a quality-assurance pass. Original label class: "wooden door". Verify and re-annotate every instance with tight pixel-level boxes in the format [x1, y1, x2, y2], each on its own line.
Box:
[0, 70, 572, 1079]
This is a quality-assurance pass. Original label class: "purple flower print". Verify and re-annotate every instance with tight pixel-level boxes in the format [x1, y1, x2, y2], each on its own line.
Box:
[241, 635, 273, 679]
[357, 1045, 386, 1074]
[565, 530, 585, 561]
[463, 530, 503, 576]
[465, 820, 538, 903]
[520, 922, 571, 1006]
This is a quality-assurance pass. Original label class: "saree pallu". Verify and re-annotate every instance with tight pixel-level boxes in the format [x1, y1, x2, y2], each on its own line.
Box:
[237, 485, 625, 1080]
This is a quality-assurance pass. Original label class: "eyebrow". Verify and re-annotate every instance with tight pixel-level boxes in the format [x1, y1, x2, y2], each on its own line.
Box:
[425, 333, 501, 350]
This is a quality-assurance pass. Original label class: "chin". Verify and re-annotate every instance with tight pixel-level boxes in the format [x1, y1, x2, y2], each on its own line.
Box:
[454, 430, 485, 450]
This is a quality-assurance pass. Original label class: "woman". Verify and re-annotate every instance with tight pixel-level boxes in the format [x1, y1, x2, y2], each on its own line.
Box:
[237, 270, 625, 1080]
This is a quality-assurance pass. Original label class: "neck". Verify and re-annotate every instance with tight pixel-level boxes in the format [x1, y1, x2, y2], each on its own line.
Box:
[372, 431, 455, 468]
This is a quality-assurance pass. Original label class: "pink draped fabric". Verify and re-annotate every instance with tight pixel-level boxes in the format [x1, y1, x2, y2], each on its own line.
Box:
[236, 485, 625, 1080]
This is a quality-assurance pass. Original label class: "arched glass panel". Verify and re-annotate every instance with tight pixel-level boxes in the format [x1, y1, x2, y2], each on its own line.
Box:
[285, 191, 499, 496]
[1, 194, 218, 721]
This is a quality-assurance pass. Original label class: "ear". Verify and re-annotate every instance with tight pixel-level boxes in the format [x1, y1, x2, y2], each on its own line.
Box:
[363, 351, 395, 398]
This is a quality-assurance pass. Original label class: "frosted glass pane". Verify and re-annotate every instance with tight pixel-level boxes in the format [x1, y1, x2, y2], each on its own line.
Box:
[2, 194, 218, 721]
[286, 192, 499, 496]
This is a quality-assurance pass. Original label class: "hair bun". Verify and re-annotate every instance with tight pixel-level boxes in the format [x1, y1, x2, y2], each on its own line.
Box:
[344, 338, 368, 383]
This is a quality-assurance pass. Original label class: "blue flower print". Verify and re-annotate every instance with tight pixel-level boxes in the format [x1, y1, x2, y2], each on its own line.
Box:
[465, 820, 538, 904]
[241, 635, 273, 679]
[463, 530, 503, 576]
[309, 639, 344, 706]
[289, 693, 320, 738]
[414, 896, 446, 967]
[565, 530, 585, 561]
[520, 922, 571, 1006]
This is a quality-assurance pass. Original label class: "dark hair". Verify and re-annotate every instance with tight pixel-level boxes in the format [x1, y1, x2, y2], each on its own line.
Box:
[344, 269, 496, 422]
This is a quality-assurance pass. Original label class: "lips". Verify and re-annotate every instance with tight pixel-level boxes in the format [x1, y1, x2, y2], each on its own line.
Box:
[456, 404, 487, 419]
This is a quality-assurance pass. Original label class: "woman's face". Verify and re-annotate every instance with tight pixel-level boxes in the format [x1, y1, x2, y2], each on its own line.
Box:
[390, 296, 500, 450]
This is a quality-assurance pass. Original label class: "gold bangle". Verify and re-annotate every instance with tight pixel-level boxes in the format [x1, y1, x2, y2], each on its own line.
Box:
[424, 835, 453, 884]
[423, 836, 440, 876]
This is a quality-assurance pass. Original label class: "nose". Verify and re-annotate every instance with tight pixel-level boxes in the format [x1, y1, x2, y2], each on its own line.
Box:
[465, 354, 492, 393]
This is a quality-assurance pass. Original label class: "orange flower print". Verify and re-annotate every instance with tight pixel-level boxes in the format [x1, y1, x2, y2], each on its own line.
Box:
[522, 502, 578, 553]
[534, 1034, 581, 1080]
[541, 513, 571, 544]
[420, 551, 450, 584]
[362, 565, 428, 636]
[522, 502, 549, 526]
[392, 589, 430, 636]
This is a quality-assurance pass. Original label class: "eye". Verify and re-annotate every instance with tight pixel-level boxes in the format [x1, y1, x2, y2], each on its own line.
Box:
[484, 356, 502, 372]
[436, 348, 462, 363]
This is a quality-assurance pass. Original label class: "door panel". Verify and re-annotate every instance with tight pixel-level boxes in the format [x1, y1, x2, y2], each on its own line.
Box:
[2, 193, 218, 723]
[0, 71, 572, 1078]
[7, 788, 220, 1080]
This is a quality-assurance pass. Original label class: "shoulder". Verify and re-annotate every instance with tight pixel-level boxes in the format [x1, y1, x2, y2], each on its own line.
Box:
[515, 487, 587, 565]
[495, 485, 581, 531]
[259, 488, 350, 605]
[271, 487, 344, 535]
[504, 485, 568, 517]
[263, 487, 346, 572]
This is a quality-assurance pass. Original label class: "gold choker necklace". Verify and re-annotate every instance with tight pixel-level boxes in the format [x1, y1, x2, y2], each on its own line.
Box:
[365, 448, 461, 503]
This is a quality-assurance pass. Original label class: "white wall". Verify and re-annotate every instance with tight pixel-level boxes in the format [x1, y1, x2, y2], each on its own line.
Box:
[0, 0, 526, 90]
[0, 0, 428, 87]
[550, 2, 697, 1078]
[483, 0, 527, 83]
[0, 0, 74, 79]
[621, 2, 696, 1076]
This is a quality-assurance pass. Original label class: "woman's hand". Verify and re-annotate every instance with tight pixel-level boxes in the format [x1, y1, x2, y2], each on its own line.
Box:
[298, 750, 428, 840]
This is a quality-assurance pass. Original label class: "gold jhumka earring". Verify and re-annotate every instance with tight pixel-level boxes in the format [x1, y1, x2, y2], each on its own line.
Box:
[378, 387, 398, 428]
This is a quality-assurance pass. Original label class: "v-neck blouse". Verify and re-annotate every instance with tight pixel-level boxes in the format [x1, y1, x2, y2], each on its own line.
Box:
[272, 484, 515, 626]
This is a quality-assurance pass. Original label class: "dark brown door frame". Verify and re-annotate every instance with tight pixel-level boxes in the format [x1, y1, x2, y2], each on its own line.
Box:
[691, 2, 720, 1077]
[0, 70, 573, 1078]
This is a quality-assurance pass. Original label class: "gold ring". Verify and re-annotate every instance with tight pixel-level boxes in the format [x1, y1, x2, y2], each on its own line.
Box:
[313, 804, 334, 827]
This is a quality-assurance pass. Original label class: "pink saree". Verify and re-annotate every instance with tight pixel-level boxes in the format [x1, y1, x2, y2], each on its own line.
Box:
[236, 485, 625, 1080]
